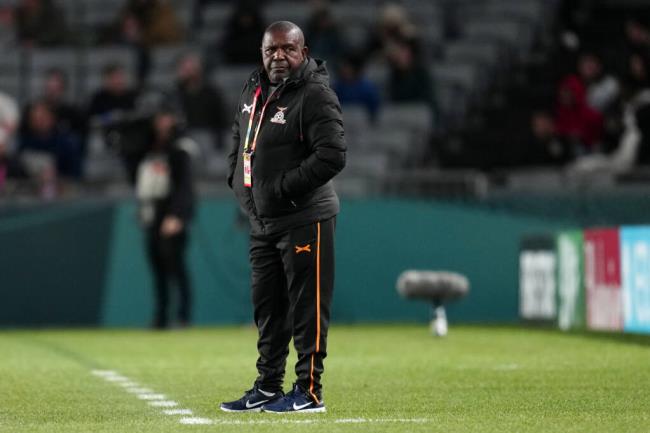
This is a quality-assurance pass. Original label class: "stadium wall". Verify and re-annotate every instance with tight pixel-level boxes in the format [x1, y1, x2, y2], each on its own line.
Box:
[0, 198, 569, 327]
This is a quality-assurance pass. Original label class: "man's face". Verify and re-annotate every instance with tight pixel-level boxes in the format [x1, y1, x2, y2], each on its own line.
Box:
[261, 29, 307, 84]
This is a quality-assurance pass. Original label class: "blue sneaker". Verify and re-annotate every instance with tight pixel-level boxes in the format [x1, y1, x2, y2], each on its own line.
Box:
[261, 384, 326, 413]
[220, 385, 283, 412]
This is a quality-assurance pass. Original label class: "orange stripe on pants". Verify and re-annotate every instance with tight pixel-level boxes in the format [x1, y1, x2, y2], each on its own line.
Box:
[308, 222, 321, 404]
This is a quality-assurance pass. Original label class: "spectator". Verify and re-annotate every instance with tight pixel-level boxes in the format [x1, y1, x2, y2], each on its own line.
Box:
[365, 3, 419, 60]
[525, 111, 571, 165]
[333, 54, 381, 122]
[174, 52, 228, 146]
[89, 64, 139, 129]
[89, 63, 146, 179]
[220, 2, 266, 65]
[0, 92, 26, 192]
[554, 75, 604, 153]
[305, 5, 346, 68]
[117, 0, 184, 47]
[14, 0, 67, 47]
[577, 53, 620, 113]
[113, 0, 185, 83]
[570, 53, 650, 174]
[386, 39, 438, 124]
[20, 69, 87, 152]
[625, 18, 650, 55]
[134, 104, 195, 329]
[19, 101, 83, 179]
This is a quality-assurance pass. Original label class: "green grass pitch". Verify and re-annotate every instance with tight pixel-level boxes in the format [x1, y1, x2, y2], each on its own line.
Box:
[1, 325, 649, 432]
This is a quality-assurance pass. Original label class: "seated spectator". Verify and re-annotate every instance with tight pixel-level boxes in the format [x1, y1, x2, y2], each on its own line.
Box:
[577, 52, 620, 114]
[89, 63, 145, 179]
[570, 53, 650, 174]
[0, 92, 26, 192]
[554, 75, 604, 153]
[625, 18, 650, 55]
[305, 5, 346, 69]
[20, 69, 87, 152]
[174, 52, 228, 146]
[525, 111, 571, 165]
[220, 2, 266, 65]
[89, 64, 139, 129]
[365, 4, 419, 60]
[117, 0, 184, 47]
[19, 101, 83, 179]
[14, 0, 67, 47]
[333, 54, 381, 122]
[386, 39, 438, 124]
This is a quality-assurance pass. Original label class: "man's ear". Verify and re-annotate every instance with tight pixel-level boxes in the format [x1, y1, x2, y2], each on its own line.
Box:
[302, 45, 309, 59]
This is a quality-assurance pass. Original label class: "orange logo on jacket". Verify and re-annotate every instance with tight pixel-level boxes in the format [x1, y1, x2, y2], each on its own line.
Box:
[295, 244, 311, 254]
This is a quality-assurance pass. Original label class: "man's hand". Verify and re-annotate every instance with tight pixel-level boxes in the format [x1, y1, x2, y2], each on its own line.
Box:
[161, 216, 184, 237]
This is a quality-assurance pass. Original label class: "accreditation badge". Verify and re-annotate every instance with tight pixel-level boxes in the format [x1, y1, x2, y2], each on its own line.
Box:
[243, 152, 252, 187]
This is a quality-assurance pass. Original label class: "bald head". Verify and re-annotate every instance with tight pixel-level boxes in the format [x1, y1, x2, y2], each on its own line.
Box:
[261, 21, 308, 83]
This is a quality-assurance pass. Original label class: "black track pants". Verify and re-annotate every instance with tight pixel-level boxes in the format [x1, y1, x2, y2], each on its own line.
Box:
[250, 217, 335, 403]
[146, 227, 191, 326]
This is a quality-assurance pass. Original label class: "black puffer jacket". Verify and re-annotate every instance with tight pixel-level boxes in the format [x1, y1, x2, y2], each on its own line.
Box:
[227, 58, 346, 234]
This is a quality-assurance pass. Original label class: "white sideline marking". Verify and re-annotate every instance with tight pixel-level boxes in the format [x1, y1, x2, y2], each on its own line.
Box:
[137, 393, 167, 401]
[149, 400, 179, 408]
[118, 381, 139, 388]
[91, 370, 118, 377]
[164, 409, 193, 415]
[180, 417, 214, 425]
[126, 387, 153, 394]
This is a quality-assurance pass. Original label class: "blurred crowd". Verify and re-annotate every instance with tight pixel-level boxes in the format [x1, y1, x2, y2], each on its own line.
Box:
[0, 0, 441, 198]
[528, 8, 650, 175]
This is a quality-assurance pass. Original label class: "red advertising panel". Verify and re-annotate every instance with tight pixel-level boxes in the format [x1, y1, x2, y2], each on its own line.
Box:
[584, 228, 623, 331]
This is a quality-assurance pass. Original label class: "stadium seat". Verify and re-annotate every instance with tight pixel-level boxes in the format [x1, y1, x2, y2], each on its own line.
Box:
[211, 65, 257, 113]
[444, 40, 502, 72]
[80, 47, 137, 100]
[265, 2, 311, 29]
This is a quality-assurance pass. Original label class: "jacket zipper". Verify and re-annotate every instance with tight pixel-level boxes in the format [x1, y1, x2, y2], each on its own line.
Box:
[246, 80, 287, 231]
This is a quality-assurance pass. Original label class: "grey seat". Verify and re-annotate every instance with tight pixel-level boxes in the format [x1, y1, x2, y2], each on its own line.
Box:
[265, 2, 311, 28]
[445, 40, 501, 72]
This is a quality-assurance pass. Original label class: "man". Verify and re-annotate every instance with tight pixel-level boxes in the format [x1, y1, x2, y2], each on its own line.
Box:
[221, 21, 346, 414]
[174, 52, 228, 147]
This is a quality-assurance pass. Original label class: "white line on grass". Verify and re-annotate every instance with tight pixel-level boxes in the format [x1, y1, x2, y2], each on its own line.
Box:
[136, 393, 167, 401]
[164, 409, 194, 415]
[148, 400, 179, 408]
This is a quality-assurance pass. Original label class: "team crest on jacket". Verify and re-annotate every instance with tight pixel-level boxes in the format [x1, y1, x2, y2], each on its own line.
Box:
[270, 106, 287, 124]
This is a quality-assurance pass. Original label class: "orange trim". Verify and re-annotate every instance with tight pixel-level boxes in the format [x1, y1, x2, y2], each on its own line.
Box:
[308, 222, 322, 404]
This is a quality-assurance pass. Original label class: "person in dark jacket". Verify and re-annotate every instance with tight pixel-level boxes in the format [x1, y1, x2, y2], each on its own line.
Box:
[220, 21, 346, 414]
[135, 105, 195, 329]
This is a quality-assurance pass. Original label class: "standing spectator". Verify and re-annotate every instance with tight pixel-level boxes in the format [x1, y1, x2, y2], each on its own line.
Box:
[386, 39, 438, 124]
[174, 52, 228, 146]
[20, 69, 87, 152]
[14, 0, 67, 47]
[554, 75, 604, 153]
[333, 54, 381, 122]
[19, 101, 83, 179]
[305, 5, 345, 69]
[135, 105, 195, 329]
[577, 53, 620, 113]
[220, 2, 266, 65]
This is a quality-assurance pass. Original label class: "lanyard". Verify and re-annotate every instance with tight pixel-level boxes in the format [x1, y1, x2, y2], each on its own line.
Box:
[243, 86, 273, 153]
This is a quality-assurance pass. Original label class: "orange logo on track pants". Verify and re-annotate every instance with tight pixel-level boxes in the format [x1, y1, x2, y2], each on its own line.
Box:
[295, 244, 311, 254]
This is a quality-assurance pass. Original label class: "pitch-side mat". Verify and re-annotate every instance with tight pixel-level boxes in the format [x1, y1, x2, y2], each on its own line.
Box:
[91, 369, 433, 426]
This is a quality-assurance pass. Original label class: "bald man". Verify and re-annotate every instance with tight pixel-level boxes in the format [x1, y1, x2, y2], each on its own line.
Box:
[221, 21, 346, 414]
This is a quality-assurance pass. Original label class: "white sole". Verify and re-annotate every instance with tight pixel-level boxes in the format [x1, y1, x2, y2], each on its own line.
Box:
[263, 407, 326, 414]
[219, 406, 262, 413]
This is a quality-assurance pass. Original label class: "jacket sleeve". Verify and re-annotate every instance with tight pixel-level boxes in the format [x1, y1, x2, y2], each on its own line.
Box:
[279, 84, 347, 198]
[167, 148, 195, 222]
